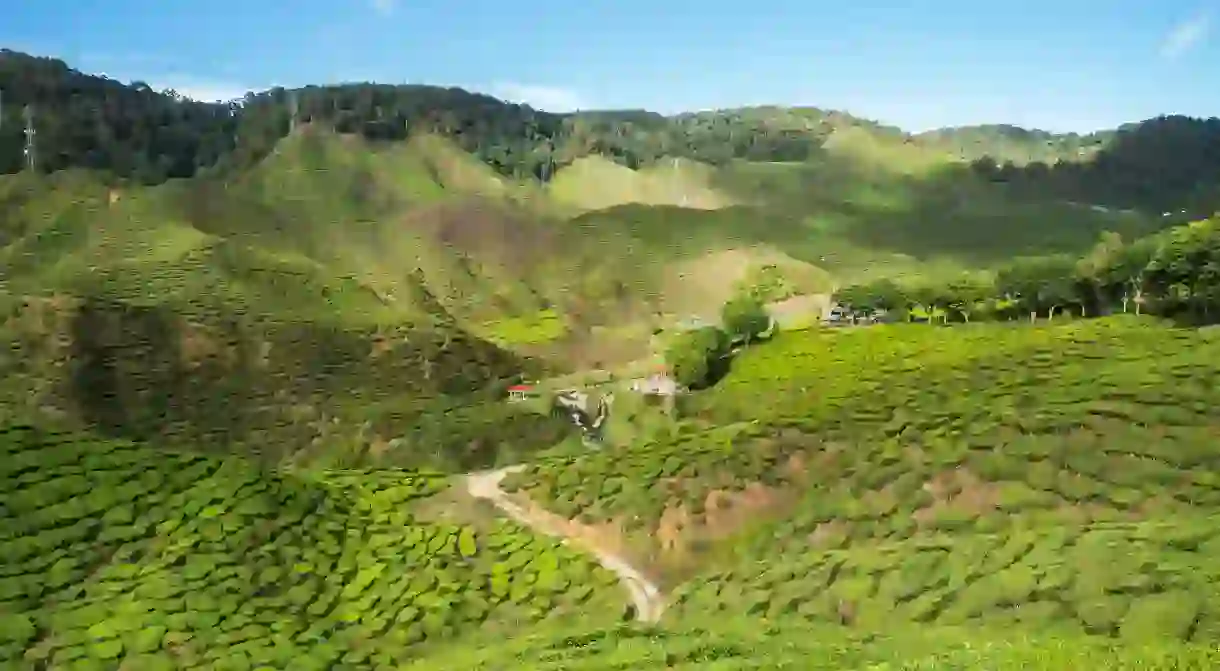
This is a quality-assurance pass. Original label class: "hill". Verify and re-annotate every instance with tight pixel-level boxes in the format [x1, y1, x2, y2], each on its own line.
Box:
[0, 48, 1205, 305]
[8, 315, 1220, 667]
[504, 315, 1220, 572]
[0, 137, 577, 470]
[0, 47, 1207, 458]
[913, 124, 1112, 164]
[6, 46, 1220, 669]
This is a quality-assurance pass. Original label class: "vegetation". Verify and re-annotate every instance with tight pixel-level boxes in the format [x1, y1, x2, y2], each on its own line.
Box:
[406, 618, 1220, 670]
[720, 295, 771, 344]
[664, 327, 730, 389]
[506, 316, 1220, 582]
[966, 115, 1220, 216]
[673, 519, 1220, 641]
[7, 46, 1220, 669]
[0, 291, 571, 471]
[5, 48, 1220, 220]
[833, 217, 1220, 326]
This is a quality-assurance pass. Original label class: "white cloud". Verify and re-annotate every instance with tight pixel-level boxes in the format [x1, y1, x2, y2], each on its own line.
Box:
[159, 79, 253, 103]
[490, 82, 589, 112]
[1160, 11, 1212, 59]
[370, 0, 394, 16]
[84, 60, 255, 102]
[119, 74, 253, 103]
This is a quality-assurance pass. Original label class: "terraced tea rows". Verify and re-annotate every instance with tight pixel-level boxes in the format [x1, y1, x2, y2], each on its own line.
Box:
[0, 425, 621, 669]
[672, 518, 1220, 643]
[501, 317, 1220, 604]
[704, 316, 1220, 433]
[500, 424, 813, 530]
[403, 617, 1220, 670]
[508, 318, 1220, 520]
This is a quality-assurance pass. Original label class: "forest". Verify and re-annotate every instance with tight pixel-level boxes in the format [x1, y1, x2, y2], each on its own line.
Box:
[4, 48, 1220, 216]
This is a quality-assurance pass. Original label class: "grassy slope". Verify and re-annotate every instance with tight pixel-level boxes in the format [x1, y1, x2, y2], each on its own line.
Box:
[0, 290, 572, 471]
[715, 149, 1163, 277]
[542, 133, 1165, 308]
[547, 156, 733, 213]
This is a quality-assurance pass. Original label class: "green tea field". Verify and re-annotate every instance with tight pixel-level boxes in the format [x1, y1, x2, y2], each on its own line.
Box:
[404, 618, 1220, 670]
[0, 425, 622, 668]
[502, 317, 1220, 631]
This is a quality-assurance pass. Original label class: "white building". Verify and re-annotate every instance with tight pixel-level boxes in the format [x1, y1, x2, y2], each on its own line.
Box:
[631, 373, 680, 397]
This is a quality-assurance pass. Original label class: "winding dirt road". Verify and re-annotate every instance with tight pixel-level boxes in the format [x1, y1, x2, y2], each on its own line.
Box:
[465, 465, 666, 623]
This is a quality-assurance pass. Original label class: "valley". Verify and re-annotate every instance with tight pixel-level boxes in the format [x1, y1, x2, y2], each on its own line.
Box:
[3, 46, 1220, 669]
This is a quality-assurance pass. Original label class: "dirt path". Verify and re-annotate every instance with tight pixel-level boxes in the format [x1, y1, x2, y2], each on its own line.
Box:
[465, 465, 666, 623]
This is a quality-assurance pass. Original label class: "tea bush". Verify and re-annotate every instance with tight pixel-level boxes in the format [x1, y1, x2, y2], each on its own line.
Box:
[671, 518, 1220, 643]
[403, 616, 1220, 670]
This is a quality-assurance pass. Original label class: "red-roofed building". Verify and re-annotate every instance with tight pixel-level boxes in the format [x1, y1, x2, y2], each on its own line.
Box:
[507, 384, 536, 402]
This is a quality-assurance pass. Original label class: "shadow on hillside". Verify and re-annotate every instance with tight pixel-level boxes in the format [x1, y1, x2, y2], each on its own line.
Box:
[53, 297, 571, 468]
[707, 152, 1168, 268]
[68, 299, 264, 448]
[823, 164, 1169, 266]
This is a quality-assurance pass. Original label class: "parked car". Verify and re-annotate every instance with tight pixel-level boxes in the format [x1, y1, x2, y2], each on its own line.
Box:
[823, 306, 849, 325]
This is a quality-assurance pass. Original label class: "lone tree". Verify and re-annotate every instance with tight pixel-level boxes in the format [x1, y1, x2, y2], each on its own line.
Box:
[721, 295, 770, 344]
[996, 254, 1081, 321]
[944, 276, 993, 322]
[665, 326, 730, 389]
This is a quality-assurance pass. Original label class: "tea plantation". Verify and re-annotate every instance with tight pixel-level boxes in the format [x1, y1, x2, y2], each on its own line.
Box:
[507, 316, 1220, 530]
[403, 618, 1220, 670]
[501, 315, 1220, 649]
[672, 518, 1220, 640]
[0, 425, 622, 669]
[7, 315, 1220, 668]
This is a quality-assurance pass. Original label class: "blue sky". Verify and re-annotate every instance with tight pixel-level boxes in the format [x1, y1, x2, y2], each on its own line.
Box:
[3, 0, 1216, 132]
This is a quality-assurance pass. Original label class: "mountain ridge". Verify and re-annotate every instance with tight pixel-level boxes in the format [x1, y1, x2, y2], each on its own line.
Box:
[2, 47, 1217, 216]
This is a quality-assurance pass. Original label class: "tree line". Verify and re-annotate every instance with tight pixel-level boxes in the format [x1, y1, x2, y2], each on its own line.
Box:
[0, 49, 861, 184]
[7, 47, 1220, 211]
[833, 217, 1220, 327]
[0, 50, 240, 180]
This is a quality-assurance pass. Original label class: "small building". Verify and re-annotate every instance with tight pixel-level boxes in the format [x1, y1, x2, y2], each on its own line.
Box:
[507, 384, 537, 402]
[631, 371, 681, 397]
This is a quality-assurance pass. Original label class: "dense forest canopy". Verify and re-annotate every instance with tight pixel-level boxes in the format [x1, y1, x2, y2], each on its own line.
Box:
[914, 123, 1114, 163]
[967, 115, 1220, 215]
[2, 48, 1220, 215]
